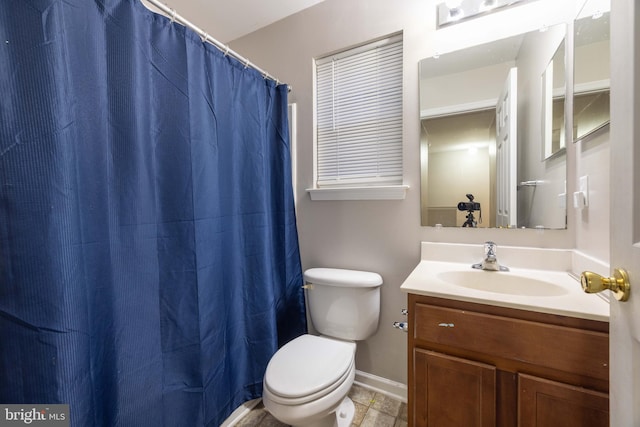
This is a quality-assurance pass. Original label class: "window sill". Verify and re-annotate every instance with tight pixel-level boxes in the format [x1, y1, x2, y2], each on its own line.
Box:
[306, 185, 409, 201]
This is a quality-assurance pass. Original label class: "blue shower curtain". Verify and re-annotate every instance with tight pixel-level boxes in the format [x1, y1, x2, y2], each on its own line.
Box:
[0, 0, 306, 425]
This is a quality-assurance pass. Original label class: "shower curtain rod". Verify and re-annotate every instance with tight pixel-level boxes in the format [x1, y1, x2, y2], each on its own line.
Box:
[144, 0, 290, 91]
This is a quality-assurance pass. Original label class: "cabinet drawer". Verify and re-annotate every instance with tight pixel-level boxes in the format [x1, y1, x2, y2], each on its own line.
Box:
[413, 303, 608, 382]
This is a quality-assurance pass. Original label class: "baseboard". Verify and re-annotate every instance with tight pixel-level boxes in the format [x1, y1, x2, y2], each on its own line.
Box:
[222, 371, 408, 425]
[220, 398, 261, 427]
[354, 370, 408, 403]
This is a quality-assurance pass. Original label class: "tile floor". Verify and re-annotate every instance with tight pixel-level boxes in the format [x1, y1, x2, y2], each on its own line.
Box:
[235, 384, 407, 427]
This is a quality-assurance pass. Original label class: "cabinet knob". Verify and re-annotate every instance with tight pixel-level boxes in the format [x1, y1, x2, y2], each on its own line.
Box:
[581, 268, 630, 302]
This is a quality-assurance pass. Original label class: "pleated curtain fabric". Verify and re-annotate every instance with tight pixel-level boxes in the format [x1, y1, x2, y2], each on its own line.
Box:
[0, 0, 306, 425]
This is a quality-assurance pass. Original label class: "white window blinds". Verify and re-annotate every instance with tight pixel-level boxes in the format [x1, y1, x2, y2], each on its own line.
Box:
[315, 35, 403, 187]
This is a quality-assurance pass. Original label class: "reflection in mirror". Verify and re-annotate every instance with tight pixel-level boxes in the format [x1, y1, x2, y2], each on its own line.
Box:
[421, 110, 496, 227]
[573, 1, 610, 141]
[419, 24, 567, 229]
[542, 40, 566, 159]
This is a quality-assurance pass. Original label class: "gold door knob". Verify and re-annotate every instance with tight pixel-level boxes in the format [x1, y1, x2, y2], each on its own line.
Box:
[581, 268, 631, 302]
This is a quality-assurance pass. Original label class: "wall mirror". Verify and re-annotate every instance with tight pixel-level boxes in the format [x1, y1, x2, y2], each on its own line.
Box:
[419, 23, 568, 229]
[573, 0, 610, 142]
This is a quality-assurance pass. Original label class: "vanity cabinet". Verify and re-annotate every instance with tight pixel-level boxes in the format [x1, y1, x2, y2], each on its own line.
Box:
[408, 294, 609, 427]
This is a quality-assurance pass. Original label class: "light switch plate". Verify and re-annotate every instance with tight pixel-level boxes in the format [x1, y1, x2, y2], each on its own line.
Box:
[579, 175, 589, 207]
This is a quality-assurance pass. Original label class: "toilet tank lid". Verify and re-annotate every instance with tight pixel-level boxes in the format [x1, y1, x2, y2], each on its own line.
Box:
[304, 268, 382, 288]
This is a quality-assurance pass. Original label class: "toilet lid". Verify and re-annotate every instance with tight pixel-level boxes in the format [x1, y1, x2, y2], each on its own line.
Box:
[264, 334, 355, 399]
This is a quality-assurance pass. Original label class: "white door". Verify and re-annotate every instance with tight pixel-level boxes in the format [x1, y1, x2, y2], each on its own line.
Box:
[608, 0, 640, 424]
[496, 67, 518, 228]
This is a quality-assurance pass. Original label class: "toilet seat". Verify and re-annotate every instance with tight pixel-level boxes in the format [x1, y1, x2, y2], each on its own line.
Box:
[264, 334, 355, 405]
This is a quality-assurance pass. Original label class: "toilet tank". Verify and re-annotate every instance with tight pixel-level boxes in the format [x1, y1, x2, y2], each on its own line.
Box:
[304, 268, 383, 341]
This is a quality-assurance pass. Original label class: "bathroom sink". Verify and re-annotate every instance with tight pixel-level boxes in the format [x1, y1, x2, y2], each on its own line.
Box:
[400, 243, 610, 322]
[436, 270, 570, 297]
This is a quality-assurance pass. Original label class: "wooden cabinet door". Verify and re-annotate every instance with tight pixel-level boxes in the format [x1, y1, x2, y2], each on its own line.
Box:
[414, 349, 496, 427]
[518, 374, 609, 427]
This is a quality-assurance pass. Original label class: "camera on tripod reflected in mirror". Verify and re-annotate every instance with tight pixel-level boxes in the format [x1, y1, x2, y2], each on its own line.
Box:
[457, 193, 481, 228]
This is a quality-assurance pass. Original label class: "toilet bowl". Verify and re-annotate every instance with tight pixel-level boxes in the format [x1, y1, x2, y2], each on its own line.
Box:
[262, 268, 383, 427]
[262, 334, 356, 427]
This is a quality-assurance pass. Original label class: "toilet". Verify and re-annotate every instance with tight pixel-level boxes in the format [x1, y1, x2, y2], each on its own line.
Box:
[262, 267, 383, 427]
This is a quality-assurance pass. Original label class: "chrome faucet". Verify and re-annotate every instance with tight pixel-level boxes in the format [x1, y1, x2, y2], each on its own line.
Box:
[472, 241, 509, 271]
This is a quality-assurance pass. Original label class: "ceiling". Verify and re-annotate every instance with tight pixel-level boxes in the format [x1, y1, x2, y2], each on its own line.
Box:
[143, 0, 326, 44]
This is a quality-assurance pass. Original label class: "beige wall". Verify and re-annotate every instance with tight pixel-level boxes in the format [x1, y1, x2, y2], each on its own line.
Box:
[225, 0, 609, 385]
[428, 148, 491, 223]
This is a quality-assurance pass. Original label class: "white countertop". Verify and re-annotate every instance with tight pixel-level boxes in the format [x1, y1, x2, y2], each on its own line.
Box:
[400, 243, 610, 322]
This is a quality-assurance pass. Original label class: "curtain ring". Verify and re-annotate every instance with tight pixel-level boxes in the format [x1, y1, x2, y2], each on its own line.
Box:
[170, 9, 177, 24]
[224, 45, 230, 56]
[200, 32, 209, 43]
[243, 60, 250, 69]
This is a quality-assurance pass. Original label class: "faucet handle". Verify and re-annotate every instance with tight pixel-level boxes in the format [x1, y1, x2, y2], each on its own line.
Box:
[484, 241, 497, 257]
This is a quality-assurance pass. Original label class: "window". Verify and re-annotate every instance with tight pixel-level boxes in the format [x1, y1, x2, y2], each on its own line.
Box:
[311, 34, 406, 200]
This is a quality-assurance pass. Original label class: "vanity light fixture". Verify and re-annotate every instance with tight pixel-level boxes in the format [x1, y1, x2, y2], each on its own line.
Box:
[445, 0, 465, 21]
[436, 0, 539, 29]
[448, 7, 464, 21]
[479, 0, 498, 12]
